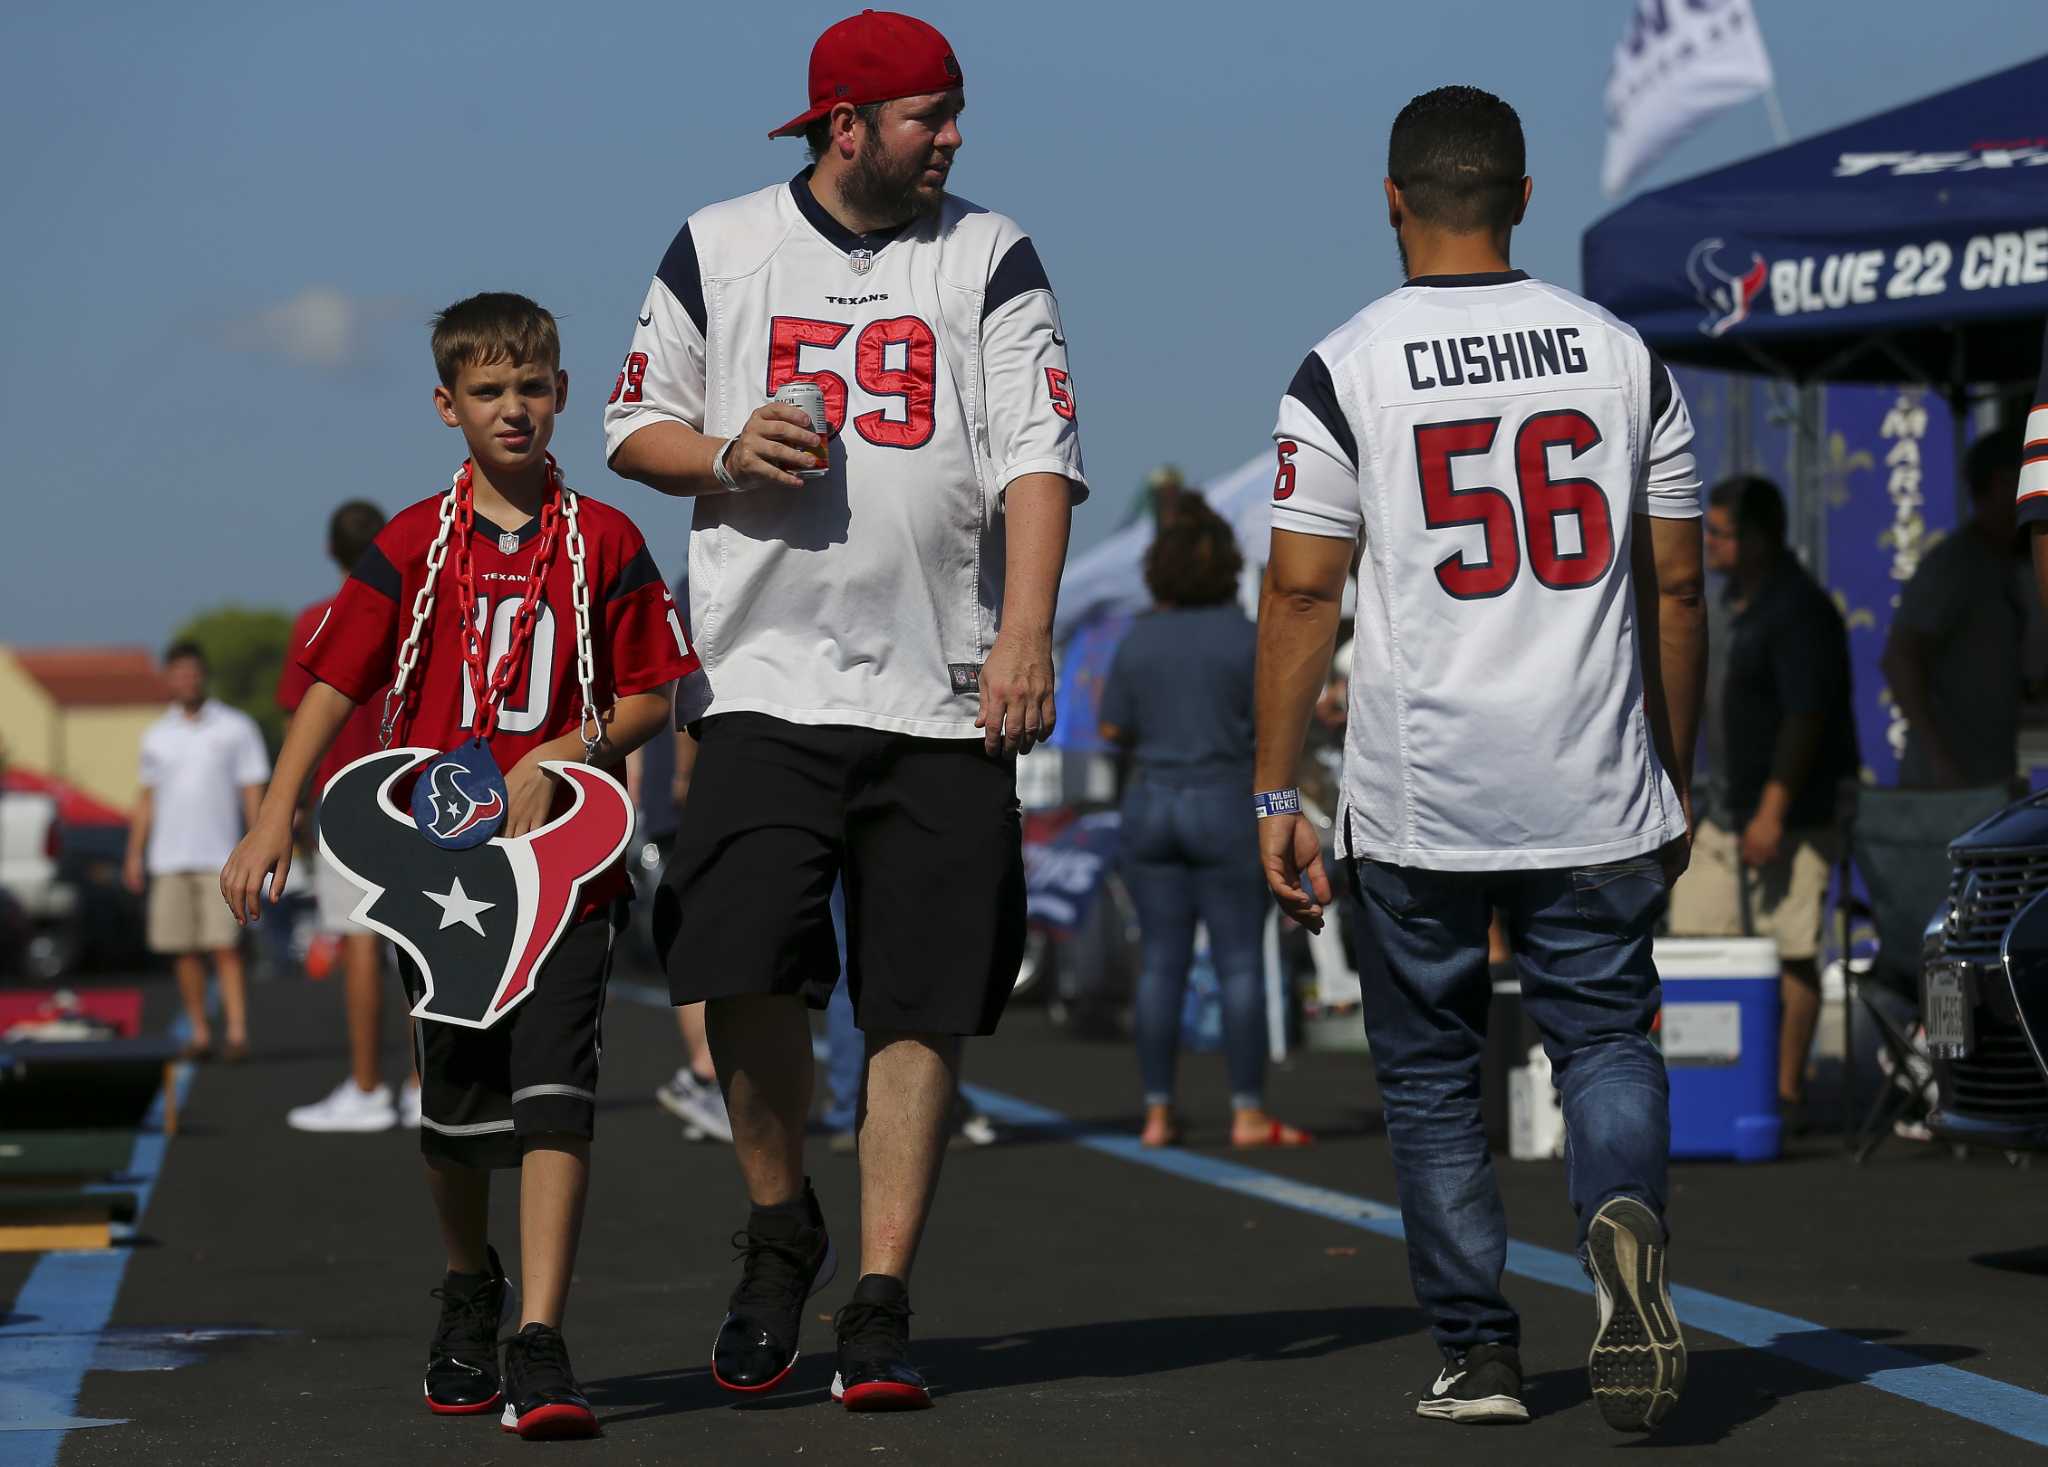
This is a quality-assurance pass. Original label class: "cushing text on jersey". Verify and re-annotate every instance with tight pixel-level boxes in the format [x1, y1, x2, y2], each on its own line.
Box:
[1403, 326, 1589, 392]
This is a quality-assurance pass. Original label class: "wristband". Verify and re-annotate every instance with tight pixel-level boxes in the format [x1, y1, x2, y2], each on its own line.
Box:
[712, 435, 744, 492]
[1253, 787, 1302, 818]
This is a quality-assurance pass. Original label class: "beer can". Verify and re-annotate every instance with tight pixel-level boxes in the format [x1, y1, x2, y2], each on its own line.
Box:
[772, 382, 831, 478]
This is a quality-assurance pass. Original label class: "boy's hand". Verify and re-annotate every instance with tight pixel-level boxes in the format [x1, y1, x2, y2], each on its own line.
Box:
[220, 815, 295, 925]
[504, 753, 557, 839]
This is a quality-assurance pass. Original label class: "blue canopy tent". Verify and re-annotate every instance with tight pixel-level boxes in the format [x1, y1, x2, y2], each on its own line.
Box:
[1582, 54, 2048, 388]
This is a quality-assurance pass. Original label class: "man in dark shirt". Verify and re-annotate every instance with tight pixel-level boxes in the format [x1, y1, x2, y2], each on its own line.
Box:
[1882, 426, 2025, 790]
[1669, 476, 1858, 1113]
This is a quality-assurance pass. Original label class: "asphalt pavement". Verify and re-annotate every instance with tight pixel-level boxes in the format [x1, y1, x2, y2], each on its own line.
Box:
[11, 958, 2048, 1466]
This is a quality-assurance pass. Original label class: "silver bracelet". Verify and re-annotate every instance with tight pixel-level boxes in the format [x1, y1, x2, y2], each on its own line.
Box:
[712, 436, 744, 492]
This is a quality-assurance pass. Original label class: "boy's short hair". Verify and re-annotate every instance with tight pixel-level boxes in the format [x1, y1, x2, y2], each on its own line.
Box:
[1388, 85, 1527, 236]
[327, 499, 386, 574]
[162, 639, 207, 669]
[430, 292, 560, 388]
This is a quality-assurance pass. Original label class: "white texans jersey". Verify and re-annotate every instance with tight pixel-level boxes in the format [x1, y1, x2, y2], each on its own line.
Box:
[1272, 269, 1701, 871]
[604, 170, 1087, 737]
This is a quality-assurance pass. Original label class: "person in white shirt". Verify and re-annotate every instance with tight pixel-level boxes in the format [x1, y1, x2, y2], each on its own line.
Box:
[1253, 86, 1705, 1433]
[123, 641, 270, 1061]
[604, 10, 1083, 1411]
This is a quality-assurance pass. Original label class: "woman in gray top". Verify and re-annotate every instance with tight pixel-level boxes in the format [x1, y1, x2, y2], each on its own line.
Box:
[1100, 497, 1310, 1148]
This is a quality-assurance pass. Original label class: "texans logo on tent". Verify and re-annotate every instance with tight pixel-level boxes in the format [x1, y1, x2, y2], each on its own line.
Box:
[319, 748, 633, 1029]
[1686, 237, 1768, 339]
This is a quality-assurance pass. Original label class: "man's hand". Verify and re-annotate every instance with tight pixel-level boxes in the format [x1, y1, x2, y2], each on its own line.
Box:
[504, 754, 557, 839]
[122, 851, 145, 896]
[978, 627, 1055, 756]
[219, 815, 295, 926]
[724, 404, 825, 492]
[1260, 812, 1331, 932]
[1740, 805, 1785, 869]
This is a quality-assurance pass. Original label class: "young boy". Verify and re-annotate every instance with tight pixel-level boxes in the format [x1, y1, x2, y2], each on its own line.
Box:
[277, 498, 428, 1134]
[222, 293, 695, 1440]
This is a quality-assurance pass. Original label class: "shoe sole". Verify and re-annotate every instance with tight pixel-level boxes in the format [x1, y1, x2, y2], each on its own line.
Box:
[500, 1401, 599, 1439]
[709, 1236, 839, 1395]
[287, 1112, 398, 1132]
[831, 1372, 932, 1411]
[1414, 1393, 1529, 1424]
[424, 1389, 500, 1416]
[1586, 1198, 1686, 1432]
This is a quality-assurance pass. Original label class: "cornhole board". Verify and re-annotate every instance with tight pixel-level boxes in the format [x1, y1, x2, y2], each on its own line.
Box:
[0, 1036, 185, 1136]
[0, 1185, 139, 1252]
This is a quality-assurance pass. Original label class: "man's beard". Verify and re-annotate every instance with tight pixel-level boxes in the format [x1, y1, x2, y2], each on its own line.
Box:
[1395, 233, 1410, 280]
[841, 133, 943, 224]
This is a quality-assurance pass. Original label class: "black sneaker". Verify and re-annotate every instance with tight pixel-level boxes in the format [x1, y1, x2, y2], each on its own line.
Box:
[1413, 1341, 1528, 1423]
[711, 1180, 837, 1394]
[831, 1274, 932, 1411]
[499, 1323, 599, 1440]
[424, 1246, 516, 1415]
[1586, 1195, 1686, 1431]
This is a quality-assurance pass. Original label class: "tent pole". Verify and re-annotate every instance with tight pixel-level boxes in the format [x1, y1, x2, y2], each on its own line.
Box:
[1761, 85, 1791, 145]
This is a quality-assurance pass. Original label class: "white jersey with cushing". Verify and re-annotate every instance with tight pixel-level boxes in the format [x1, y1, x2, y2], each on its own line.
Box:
[604, 172, 1087, 737]
[1271, 271, 1701, 871]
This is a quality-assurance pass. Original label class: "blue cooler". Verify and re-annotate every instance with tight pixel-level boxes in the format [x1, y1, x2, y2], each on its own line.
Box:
[1654, 938, 1782, 1162]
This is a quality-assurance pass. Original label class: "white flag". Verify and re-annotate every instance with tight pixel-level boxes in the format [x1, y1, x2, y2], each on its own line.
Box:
[1602, 0, 1776, 198]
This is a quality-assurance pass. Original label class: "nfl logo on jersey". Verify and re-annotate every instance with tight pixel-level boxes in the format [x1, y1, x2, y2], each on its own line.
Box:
[848, 248, 874, 276]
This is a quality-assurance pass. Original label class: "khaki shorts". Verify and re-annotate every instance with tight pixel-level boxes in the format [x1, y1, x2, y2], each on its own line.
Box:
[311, 847, 368, 936]
[1666, 819, 1839, 962]
[147, 870, 241, 955]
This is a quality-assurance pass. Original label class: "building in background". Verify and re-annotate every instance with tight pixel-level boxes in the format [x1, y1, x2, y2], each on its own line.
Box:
[0, 647, 173, 812]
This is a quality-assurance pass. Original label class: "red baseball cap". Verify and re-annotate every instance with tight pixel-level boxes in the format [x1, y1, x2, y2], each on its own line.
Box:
[768, 10, 963, 139]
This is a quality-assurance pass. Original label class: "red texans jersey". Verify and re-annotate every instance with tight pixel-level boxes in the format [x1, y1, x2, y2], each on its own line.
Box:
[279, 596, 386, 796]
[302, 485, 695, 921]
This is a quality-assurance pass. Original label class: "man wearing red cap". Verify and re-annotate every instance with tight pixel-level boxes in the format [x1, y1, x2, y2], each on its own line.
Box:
[606, 9, 1085, 1413]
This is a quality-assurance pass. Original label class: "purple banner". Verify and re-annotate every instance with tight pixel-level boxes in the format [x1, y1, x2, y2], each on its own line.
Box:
[1822, 385, 1959, 788]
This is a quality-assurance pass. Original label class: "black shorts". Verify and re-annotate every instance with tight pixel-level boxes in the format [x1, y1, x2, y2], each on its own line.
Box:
[657, 712, 1024, 1036]
[401, 908, 619, 1170]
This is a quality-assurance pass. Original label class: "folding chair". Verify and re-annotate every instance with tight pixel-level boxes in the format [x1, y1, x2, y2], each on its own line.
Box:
[1837, 784, 2011, 1162]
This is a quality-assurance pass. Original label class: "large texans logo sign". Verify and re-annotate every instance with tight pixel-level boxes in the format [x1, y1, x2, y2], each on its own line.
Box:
[319, 748, 633, 1029]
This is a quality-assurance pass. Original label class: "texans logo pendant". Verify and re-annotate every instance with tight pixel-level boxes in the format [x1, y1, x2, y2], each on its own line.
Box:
[410, 737, 508, 849]
[848, 249, 874, 276]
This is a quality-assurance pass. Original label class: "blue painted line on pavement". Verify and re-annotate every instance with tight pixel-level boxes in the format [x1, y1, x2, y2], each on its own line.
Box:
[0, 1047, 194, 1459]
[963, 1083, 2048, 1449]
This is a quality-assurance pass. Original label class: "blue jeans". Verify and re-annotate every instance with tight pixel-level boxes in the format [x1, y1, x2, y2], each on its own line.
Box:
[1121, 776, 1269, 1111]
[1349, 853, 1670, 1355]
[822, 882, 862, 1133]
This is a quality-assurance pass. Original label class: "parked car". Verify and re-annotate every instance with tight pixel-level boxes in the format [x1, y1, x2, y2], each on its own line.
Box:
[1923, 791, 2048, 1151]
[0, 787, 83, 980]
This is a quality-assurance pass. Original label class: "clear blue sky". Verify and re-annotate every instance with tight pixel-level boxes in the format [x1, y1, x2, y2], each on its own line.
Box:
[3, 1, 2037, 645]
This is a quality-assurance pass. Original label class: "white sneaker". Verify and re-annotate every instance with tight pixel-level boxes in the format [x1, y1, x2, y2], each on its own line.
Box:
[399, 1081, 423, 1130]
[288, 1080, 397, 1133]
[677, 1076, 733, 1145]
